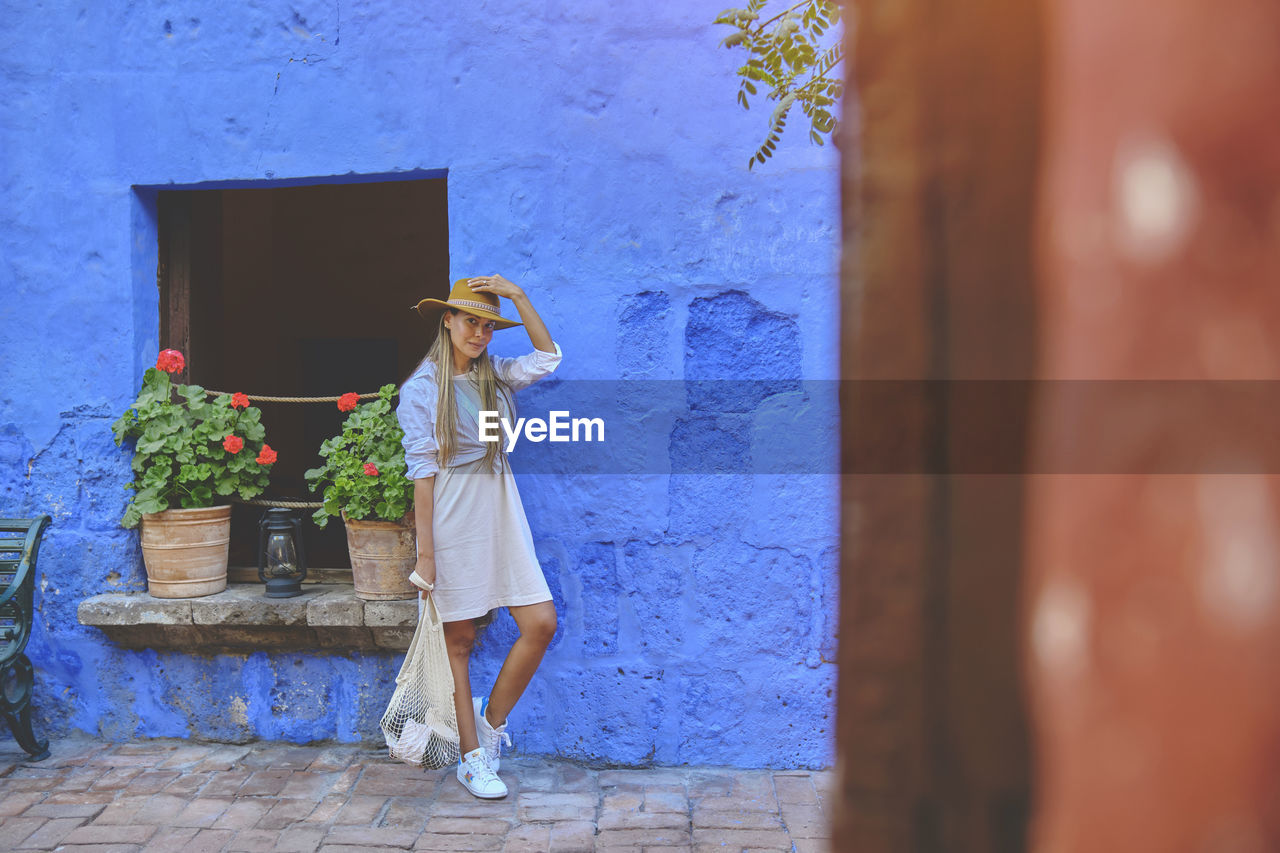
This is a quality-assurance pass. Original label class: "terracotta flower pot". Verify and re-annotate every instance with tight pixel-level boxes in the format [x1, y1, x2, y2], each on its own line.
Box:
[343, 511, 417, 601]
[139, 505, 231, 598]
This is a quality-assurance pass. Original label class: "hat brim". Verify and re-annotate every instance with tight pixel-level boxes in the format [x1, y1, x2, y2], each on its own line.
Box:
[412, 298, 523, 330]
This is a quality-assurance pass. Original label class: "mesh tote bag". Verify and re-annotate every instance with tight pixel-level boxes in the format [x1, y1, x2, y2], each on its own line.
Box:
[380, 595, 460, 768]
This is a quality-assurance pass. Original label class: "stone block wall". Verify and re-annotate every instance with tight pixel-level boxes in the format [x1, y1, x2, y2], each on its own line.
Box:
[1, 0, 838, 767]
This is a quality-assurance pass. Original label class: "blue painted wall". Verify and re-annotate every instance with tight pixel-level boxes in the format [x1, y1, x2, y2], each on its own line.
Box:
[0, 0, 839, 768]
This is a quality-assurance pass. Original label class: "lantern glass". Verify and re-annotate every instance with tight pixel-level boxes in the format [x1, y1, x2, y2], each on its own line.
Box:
[257, 508, 307, 598]
[264, 531, 297, 578]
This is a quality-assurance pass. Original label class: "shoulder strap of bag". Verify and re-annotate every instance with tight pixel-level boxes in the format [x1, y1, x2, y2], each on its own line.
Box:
[397, 595, 444, 686]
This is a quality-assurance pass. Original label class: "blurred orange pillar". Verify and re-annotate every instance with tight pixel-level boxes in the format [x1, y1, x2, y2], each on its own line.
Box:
[1028, 1, 1280, 850]
[839, 0, 1039, 849]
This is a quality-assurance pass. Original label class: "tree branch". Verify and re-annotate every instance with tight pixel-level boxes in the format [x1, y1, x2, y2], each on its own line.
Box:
[755, 0, 809, 30]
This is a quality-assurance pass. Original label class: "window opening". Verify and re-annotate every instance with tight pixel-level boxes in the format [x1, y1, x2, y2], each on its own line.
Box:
[157, 178, 449, 576]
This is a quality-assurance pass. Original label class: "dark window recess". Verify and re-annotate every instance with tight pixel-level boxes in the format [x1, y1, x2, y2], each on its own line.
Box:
[157, 178, 449, 574]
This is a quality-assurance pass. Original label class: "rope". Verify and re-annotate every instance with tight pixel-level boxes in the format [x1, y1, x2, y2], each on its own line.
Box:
[235, 498, 324, 509]
[203, 390, 397, 403]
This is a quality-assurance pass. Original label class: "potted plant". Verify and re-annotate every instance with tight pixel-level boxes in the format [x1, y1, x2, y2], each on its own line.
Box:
[305, 384, 416, 600]
[111, 348, 277, 598]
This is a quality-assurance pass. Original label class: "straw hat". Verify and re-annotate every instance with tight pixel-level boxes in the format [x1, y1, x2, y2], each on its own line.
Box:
[413, 279, 523, 330]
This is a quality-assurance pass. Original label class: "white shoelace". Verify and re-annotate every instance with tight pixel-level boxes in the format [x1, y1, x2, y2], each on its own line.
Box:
[486, 725, 512, 751]
[479, 708, 512, 756]
[463, 752, 501, 785]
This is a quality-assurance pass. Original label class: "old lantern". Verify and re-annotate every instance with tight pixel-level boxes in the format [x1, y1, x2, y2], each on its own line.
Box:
[257, 508, 307, 598]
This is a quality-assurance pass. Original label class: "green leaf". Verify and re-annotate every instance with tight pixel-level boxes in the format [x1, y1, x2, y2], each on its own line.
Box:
[141, 465, 170, 489]
[136, 435, 167, 454]
[111, 411, 137, 444]
[137, 496, 170, 515]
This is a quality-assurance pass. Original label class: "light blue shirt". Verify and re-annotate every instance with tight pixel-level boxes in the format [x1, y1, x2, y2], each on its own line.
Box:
[397, 343, 562, 479]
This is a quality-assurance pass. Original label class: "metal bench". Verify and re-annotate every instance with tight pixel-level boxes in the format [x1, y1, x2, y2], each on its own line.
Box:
[1, 516, 51, 761]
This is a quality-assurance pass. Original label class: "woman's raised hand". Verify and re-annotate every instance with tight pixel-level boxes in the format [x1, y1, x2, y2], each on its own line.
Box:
[471, 273, 555, 355]
[468, 274, 524, 301]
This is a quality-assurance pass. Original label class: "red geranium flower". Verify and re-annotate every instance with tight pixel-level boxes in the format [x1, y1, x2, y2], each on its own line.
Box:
[223, 434, 244, 454]
[256, 444, 277, 465]
[363, 463, 379, 477]
[230, 392, 250, 409]
[337, 392, 360, 412]
[156, 349, 185, 374]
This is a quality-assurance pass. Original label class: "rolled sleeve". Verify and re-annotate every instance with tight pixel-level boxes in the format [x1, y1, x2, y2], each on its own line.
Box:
[397, 373, 440, 479]
[491, 341, 563, 391]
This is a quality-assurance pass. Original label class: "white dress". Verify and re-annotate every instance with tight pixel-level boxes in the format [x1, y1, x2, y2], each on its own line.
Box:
[397, 344, 562, 622]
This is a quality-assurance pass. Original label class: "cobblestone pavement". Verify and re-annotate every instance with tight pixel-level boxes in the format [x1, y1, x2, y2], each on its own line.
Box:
[0, 738, 833, 852]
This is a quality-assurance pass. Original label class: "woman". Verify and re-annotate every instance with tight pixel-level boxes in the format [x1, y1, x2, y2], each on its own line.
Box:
[397, 275, 560, 799]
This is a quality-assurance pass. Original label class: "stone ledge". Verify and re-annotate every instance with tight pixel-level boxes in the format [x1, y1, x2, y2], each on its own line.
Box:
[77, 585, 418, 651]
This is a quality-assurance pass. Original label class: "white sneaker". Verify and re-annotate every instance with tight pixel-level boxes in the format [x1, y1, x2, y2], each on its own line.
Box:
[457, 747, 507, 799]
[474, 696, 512, 771]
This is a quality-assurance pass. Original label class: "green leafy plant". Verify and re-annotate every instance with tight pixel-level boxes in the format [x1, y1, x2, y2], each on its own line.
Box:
[111, 349, 276, 528]
[304, 384, 413, 528]
[715, 0, 843, 168]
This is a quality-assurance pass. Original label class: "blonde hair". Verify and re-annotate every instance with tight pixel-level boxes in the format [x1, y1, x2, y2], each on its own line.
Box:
[425, 310, 513, 472]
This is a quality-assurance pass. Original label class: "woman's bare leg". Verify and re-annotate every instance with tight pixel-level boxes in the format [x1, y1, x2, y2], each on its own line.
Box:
[484, 600, 557, 727]
[443, 617, 480, 754]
